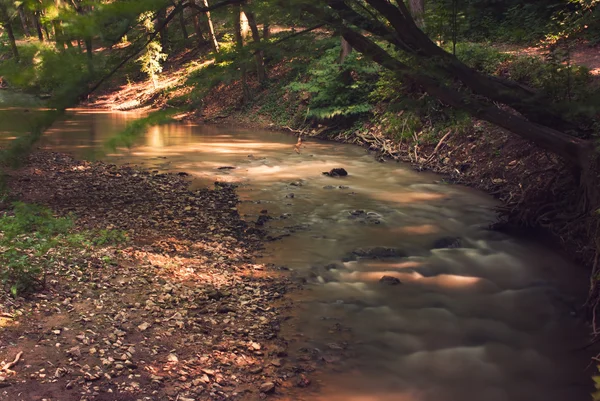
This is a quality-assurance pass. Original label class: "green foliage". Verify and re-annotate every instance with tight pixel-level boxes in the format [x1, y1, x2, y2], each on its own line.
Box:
[453, 43, 511, 74]
[137, 12, 167, 88]
[454, 43, 597, 108]
[0, 202, 129, 296]
[137, 40, 167, 87]
[288, 46, 379, 121]
[368, 69, 472, 145]
[0, 202, 74, 296]
[0, 42, 92, 103]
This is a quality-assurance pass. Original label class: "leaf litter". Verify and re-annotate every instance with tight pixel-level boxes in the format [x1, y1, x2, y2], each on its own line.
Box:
[0, 151, 317, 401]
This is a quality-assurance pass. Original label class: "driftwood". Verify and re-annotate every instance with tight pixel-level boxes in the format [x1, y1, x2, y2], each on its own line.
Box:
[1, 351, 23, 373]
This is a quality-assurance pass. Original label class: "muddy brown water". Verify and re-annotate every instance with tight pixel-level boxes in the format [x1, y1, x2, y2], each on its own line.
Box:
[2, 109, 595, 400]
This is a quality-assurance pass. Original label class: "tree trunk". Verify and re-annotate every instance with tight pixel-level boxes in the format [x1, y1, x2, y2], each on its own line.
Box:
[34, 11, 44, 41]
[263, 23, 270, 39]
[18, 5, 31, 36]
[179, 8, 188, 41]
[3, 17, 20, 61]
[233, 4, 250, 103]
[192, 13, 205, 43]
[408, 0, 425, 28]
[85, 37, 94, 74]
[243, 5, 266, 84]
[203, 0, 219, 53]
[338, 37, 352, 64]
[156, 8, 169, 52]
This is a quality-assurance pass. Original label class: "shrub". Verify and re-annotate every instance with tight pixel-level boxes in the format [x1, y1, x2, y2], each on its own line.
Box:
[288, 45, 379, 121]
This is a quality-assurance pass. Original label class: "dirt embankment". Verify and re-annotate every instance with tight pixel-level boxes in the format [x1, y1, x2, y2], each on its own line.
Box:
[0, 152, 317, 401]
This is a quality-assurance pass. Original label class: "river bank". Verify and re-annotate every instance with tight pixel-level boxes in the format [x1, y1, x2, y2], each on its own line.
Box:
[0, 151, 303, 401]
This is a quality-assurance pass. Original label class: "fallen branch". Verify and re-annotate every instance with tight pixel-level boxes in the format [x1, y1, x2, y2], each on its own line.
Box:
[426, 130, 452, 163]
[1, 351, 23, 372]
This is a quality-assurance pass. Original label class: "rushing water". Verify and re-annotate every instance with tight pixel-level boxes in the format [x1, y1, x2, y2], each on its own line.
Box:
[5, 110, 595, 400]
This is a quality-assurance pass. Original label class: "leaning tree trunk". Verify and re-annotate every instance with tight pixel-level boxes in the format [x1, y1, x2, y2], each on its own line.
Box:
[233, 4, 250, 103]
[325, 0, 585, 135]
[243, 4, 267, 84]
[203, 0, 220, 53]
[340, 29, 590, 169]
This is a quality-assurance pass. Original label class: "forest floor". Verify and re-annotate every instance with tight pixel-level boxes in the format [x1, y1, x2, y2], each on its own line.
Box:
[495, 42, 600, 75]
[0, 152, 318, 401]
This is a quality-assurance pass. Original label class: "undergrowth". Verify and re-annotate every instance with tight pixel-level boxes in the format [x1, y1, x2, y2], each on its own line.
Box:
[0, 202, 128, 297]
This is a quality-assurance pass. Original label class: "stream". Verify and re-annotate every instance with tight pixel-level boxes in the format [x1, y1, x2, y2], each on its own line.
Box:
[2, 109, 594, 400]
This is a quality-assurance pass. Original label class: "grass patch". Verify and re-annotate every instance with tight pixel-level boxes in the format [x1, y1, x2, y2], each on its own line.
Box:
[0, 202, 128, 297]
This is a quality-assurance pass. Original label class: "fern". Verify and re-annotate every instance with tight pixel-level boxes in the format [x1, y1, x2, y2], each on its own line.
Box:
[288, 46, 379, 121]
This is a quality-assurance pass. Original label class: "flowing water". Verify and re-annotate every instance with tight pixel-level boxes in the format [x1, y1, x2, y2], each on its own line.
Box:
[3, 110, 594, 400]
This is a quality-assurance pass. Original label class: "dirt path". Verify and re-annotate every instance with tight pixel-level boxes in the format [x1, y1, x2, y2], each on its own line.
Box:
[0, 152, 307, 401]
[496, 42, 600, 75]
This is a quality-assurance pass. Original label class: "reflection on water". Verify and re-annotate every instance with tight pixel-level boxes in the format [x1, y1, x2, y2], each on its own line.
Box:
[30, 111, 596, 400]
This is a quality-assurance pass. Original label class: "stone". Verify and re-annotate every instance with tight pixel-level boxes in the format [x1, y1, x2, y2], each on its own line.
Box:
[67, 346, 81, 358]
[379, 276, 402, 285]
[167, 353, 179, 363]
[431, 237, 462, 249]
[322, 168, 348, 177]
[138, 322, 151, 331]
[259, 382, 275, 393]
[352, 247, 406, 258]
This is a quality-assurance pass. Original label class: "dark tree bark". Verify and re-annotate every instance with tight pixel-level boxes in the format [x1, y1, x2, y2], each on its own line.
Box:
[156, 8, 169, 51]
[179, 8, 189, 40]
[192, 12, 205, 43]
[263, 22, 270, 39]
[3, 17, 20, 61]
[243, 3, 267, 83]
[18, 5, 31, 36]
[34, 11, 44, 41]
